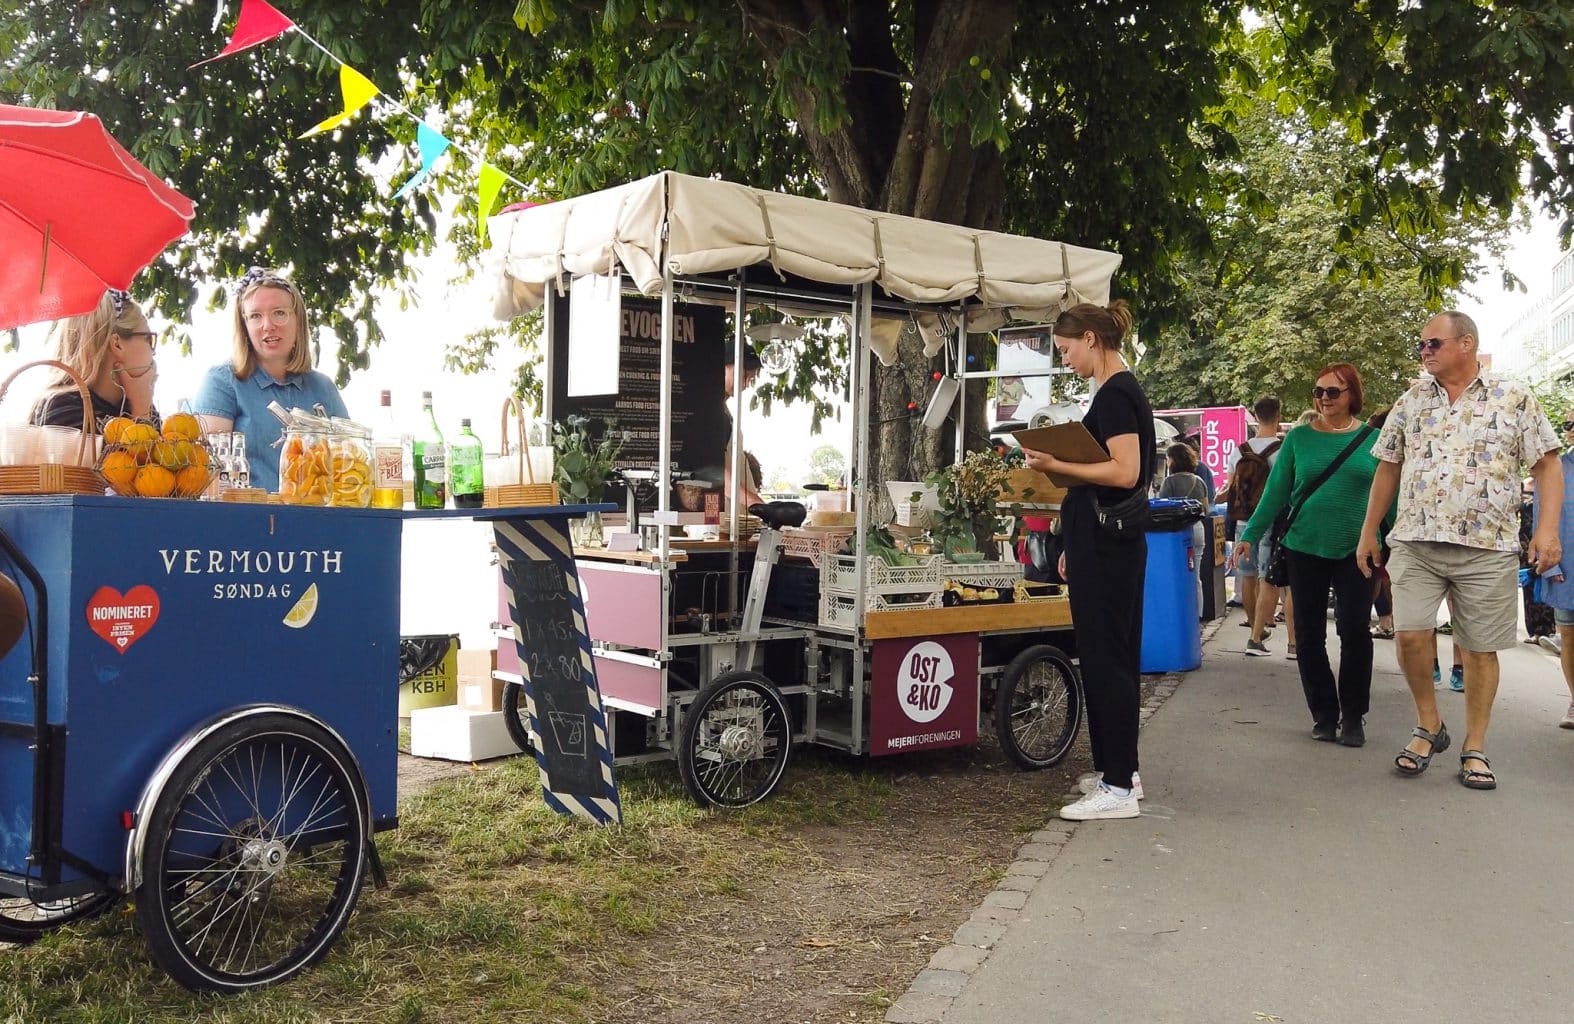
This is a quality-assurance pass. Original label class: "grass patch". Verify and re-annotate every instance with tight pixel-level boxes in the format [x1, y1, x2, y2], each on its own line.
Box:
[0, 749, 904, 1023]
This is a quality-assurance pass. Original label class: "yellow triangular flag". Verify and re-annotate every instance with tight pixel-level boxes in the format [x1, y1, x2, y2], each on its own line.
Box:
[300, 64, 380, 138]
[477, 162, 507, 245]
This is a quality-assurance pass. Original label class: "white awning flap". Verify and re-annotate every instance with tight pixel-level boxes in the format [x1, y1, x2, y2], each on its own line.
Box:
[486, 171, 1123, 355]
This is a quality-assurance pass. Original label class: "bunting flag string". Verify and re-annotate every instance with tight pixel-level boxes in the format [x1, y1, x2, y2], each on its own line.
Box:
[190, 0, 536, 239]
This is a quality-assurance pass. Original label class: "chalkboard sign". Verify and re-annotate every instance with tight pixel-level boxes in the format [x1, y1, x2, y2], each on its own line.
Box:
[550, 292, 729, 504]
[503, 555, 608, 799]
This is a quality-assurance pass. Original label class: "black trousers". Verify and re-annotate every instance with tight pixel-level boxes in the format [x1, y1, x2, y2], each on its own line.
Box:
[1064, 500, 1146, 790]
[1285, 547, 1374, 727]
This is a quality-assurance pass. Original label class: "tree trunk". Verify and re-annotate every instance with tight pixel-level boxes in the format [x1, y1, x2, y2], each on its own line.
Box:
[750, 0, 1018, 493]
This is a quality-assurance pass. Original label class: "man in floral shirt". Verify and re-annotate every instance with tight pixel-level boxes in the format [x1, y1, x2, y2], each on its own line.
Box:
[1357, 311, 1563, 791]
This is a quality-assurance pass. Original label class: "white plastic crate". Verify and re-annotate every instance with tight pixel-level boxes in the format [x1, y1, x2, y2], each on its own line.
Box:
[943, 560, 1024, 590]
[780, 526, 853, 568]
[818, 588, 943, 630]
[821, 553, 943, 597]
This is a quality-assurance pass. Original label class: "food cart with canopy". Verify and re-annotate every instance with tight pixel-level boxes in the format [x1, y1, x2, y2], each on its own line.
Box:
[483, 171, 1124, 807]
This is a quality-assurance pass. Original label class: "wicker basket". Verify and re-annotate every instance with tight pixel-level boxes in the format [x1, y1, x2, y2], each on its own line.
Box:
[0, 360, 104, 496]
[483, 396, 558, 508]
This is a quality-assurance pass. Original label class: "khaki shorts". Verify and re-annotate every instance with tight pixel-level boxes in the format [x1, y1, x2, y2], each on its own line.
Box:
[1387, 540, 1520, 652]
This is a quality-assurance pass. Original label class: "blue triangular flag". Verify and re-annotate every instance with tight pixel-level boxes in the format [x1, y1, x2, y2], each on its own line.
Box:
[392, 122, 453, 199]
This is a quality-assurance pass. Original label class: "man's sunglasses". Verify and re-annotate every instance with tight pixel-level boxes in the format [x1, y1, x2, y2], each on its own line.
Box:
[1416, 335, 1460, 354]
[1312, 386, 1346, 400]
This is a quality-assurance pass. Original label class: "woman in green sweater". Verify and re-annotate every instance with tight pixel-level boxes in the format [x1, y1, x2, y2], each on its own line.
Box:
[1232, 363, 1394, 746]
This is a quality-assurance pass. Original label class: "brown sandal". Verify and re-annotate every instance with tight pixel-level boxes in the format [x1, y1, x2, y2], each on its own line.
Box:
[1459, 750, 1496, 790]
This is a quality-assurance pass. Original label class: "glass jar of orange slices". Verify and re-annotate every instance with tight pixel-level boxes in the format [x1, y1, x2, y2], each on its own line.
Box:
[277, 413, 335, 506]
[328, 417, 374, 508]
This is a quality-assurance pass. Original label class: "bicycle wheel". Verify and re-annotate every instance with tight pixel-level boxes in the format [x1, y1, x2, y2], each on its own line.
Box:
[0, 889, 115, 944]
[994, 644, 1082, 769]
[134, 712, 368, 992]
[677, 670, 792, 808]
[500, 681, 537, 755]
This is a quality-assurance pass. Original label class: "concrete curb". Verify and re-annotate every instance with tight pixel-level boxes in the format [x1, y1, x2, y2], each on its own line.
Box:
[884, 616, 1227, 1024]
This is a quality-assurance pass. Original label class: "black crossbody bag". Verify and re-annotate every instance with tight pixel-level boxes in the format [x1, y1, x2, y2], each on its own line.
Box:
[1263, 425, 1373, 587]
[1095, 487, 1151, 539]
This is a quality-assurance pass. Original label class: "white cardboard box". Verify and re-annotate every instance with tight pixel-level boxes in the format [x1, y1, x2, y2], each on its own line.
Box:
[409, 706, 520, 762]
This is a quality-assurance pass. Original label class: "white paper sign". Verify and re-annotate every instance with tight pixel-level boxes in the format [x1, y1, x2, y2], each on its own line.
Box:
[567, 273, 621, 397]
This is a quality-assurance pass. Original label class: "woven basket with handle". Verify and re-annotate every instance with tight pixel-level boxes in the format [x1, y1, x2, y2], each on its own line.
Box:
[483, 395, 558, 508]
[0, 360, 105, 496]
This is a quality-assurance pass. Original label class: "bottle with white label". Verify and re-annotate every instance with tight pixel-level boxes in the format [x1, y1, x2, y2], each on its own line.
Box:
[371, 389, 405, 509]
[231, 432, 251, 490]
[412, 391, 446, 509]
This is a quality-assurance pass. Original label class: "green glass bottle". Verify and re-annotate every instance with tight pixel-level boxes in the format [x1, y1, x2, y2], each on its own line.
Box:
[451, 417, 485, 509]
[412, 391, 447, 509]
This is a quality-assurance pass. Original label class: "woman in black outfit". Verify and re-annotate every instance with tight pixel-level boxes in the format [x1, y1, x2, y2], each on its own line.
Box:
[1021, 300, 1154, 821]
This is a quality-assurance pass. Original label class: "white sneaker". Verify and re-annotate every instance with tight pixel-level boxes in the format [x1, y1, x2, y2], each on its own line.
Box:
[1078, 771, 1144, 800]
[1060, 784, 1140, 821]
[1560, 701, 1574, 730]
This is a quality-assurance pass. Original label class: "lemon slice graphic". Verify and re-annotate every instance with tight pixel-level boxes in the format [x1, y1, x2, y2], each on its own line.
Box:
[283, 583, 319, 629]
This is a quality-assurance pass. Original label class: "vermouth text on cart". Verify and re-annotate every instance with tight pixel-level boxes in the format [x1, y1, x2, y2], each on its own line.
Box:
[157, 549, 345, 575]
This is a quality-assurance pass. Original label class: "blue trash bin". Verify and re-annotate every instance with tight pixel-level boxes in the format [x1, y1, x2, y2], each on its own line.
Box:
[1141, 499, 1203, 672]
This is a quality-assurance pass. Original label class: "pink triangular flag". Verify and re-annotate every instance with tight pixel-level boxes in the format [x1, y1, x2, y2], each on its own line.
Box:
[189, 0, 296, 69]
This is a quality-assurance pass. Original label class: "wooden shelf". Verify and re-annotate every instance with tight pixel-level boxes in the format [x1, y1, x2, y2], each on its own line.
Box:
[863, 598, 1072, 639]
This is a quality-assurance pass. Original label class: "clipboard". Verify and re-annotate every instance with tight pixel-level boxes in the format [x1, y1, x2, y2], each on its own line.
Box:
[1011, 423, 1110, 488]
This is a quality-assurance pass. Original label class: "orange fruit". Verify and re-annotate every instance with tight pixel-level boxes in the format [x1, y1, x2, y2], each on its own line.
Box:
[100, 450, 138, 495]
[174, 464, 209, 497]
[161, 412, 201, 442]
[122, 422, 159, 465]
[102, 416, 134, 445]
[133, 464, 175, 498]
[182, 443, 210, 470]
[152, 440, 181, 470]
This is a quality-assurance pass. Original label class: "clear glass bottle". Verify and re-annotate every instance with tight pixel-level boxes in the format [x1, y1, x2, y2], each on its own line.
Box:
[451, 417, 485, 508]
[412, 391, 447, 509]
[211, 432, 233, 496]
[231, 432, 251, 491]
[371, 389, 404, 509]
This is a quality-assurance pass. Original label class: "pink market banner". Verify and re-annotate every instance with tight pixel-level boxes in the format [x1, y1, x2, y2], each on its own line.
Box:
[1155, 406, 1247, 493]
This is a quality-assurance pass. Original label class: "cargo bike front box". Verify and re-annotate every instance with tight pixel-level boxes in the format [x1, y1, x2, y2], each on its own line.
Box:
[0, 494, 401, 992]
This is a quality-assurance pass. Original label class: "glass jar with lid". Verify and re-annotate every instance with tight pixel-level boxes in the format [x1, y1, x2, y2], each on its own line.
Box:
[329, 417, 374, 508]
[277, 409, 335, 506]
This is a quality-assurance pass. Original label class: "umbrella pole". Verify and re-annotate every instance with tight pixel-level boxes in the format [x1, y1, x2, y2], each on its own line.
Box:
[38, 222, 50, 292]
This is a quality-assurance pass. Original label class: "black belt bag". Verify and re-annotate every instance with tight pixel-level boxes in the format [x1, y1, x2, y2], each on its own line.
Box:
[1094, 488, 1150, 539]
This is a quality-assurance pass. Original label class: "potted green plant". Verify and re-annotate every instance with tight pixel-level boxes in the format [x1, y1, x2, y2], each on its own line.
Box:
[925, 449, 1012, 561]
[552, 415, 624, 546]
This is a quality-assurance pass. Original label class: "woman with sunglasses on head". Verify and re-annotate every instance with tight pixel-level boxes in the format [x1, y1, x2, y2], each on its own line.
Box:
[1232, 364, 1395, 747]
[191, 268, 347, 492]
[1019, 300, 1154, 821]
[29, 289, 161, 432]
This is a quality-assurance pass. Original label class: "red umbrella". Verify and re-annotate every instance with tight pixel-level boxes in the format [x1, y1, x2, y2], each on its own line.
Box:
[0, 104, 195, 331]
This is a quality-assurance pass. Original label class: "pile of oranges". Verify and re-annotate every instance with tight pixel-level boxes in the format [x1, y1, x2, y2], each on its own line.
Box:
[98, 413, 212, 498]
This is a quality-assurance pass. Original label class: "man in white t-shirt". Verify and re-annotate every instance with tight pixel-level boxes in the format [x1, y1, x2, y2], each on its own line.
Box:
[1221, 396, 1287, 654]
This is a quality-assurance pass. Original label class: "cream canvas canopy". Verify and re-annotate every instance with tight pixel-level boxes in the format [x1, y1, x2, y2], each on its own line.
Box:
[486, 170, 1122, 362]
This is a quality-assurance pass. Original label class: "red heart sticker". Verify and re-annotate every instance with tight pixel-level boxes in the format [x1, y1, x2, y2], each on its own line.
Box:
[85, 585, 161, 654]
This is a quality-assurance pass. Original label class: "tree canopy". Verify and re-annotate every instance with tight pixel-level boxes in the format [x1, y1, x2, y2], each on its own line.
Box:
[3, 0, 1570, 474]
[1140, 93, 1514, 417]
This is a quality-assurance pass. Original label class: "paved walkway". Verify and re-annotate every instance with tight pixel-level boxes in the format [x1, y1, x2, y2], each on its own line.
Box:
[889, 615, 1574, 1024]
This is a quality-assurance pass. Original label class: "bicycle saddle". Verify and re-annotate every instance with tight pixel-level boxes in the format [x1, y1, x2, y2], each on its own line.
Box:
[748, 501, 807, 529]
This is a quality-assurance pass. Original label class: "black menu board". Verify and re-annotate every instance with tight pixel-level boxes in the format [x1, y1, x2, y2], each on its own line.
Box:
[550, 292, 728, 501]
[505, 555, 605, 798]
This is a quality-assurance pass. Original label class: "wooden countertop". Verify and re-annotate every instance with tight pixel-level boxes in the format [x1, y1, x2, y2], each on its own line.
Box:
[863, 598, 1073, 639]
